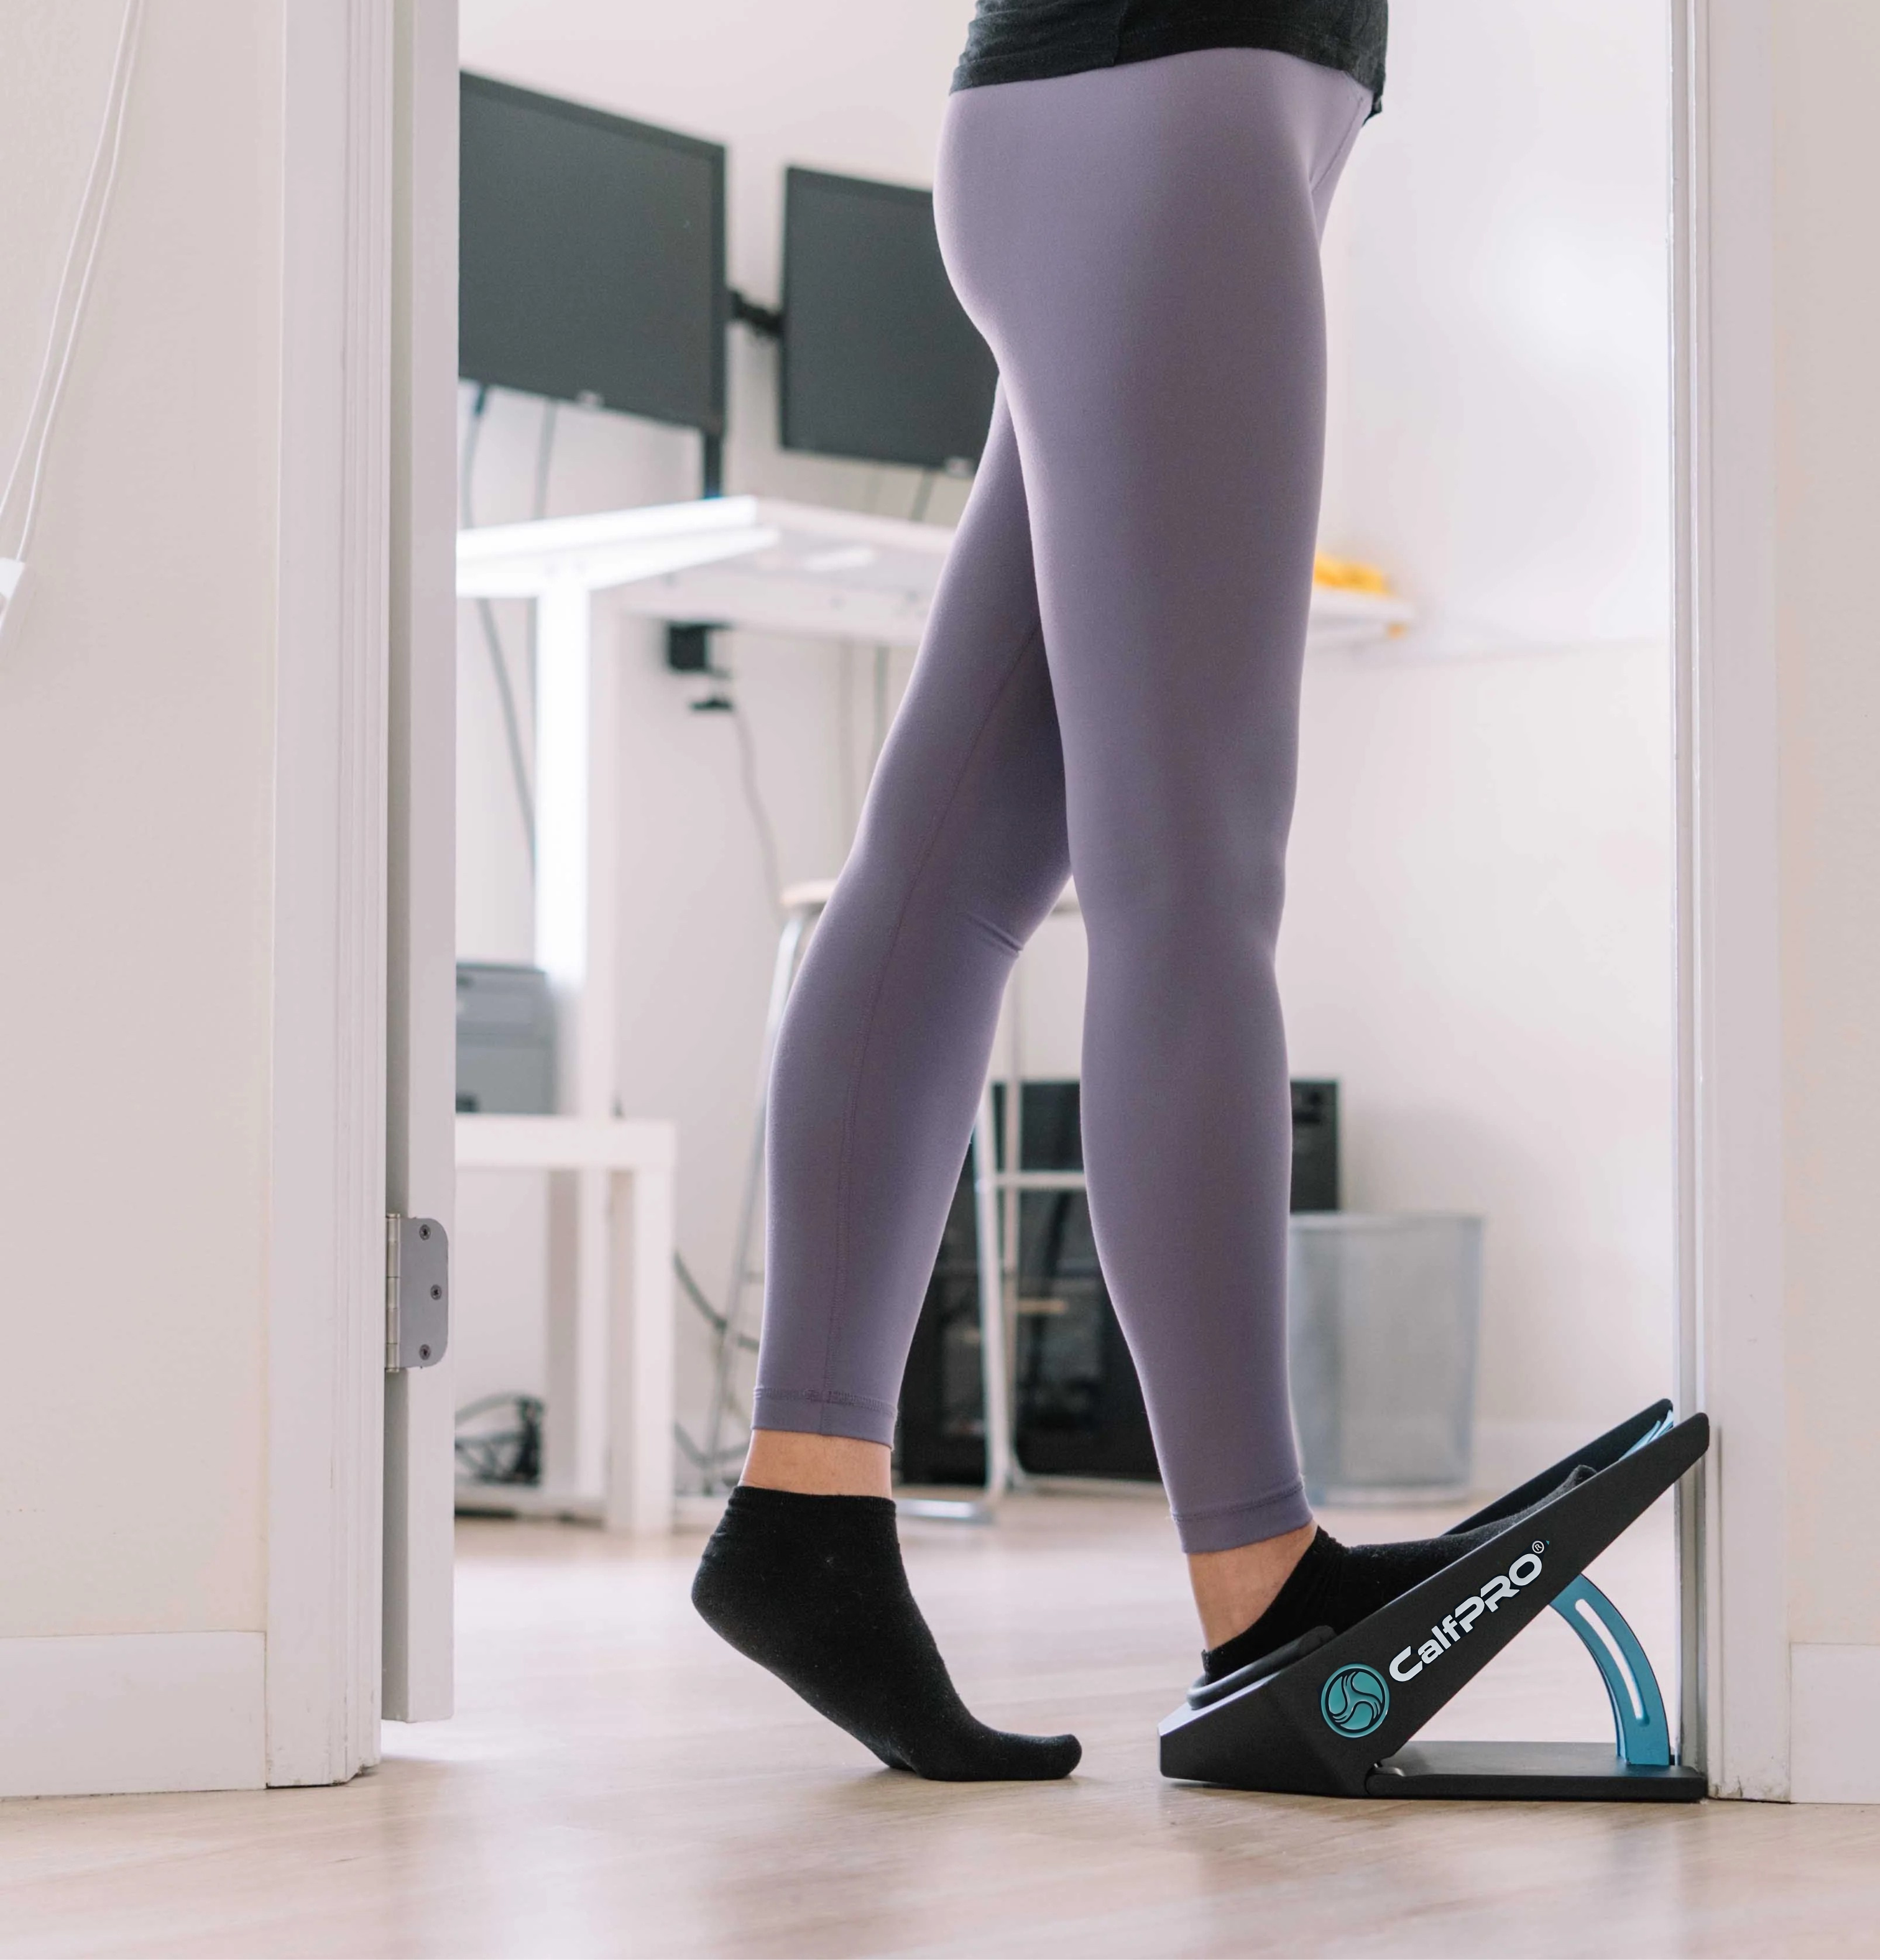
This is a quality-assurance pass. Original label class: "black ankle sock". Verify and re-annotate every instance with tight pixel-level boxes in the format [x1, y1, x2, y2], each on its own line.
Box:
[692, 1484, 1081, 1782]
[1202, 1470, 1594, 1683]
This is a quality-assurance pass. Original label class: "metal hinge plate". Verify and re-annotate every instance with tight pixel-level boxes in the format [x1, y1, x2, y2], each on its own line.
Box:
[386, 1213, 449, 1371]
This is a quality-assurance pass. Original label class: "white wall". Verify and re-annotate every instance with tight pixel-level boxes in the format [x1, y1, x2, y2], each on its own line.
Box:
[453, 0, 1677, 1487]
[0, 0, 282, 1789]
[1283, 642, 1672, 1473]
[1772, 0, 1880, 1797]
[1320, 1, 1672, 652]
[1283, 0, 1675, 1477]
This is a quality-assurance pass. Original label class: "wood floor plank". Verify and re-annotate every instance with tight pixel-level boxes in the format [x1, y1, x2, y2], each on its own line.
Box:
[1, 1494, 1874, 1958]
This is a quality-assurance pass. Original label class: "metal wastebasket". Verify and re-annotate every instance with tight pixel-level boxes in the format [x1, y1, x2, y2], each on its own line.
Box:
[1286, 1212, 1483, 1504]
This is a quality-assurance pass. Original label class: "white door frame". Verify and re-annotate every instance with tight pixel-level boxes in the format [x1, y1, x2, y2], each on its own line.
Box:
[266, 0, 395, 1786]
[383, 0, 460, 1729]
[267, 0, 456, 1785]
[1672, 0, 1790, 1800]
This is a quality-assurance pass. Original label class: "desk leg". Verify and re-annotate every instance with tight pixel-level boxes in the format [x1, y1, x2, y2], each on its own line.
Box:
[973, 1087, 1015, 1502]
[575, 1166, 611, 1499]
[543, 1168, 580, 1496]
[605, 1164, 675, 1534]
[543, 1165, 609, 1504]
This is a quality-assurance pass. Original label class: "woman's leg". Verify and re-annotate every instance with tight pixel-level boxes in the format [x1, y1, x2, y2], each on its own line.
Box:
[939, 48, 1370, 1568]
[747, 392, 1071, 1454]
[694, 397, 1083, 1780]
[703, 51, 1492, 1757]
[939, 53, 1519, 1670]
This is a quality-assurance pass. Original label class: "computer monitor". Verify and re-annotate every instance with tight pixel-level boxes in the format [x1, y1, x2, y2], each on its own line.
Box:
[459, 73, 727, 436]
[780, 167, 999, 473]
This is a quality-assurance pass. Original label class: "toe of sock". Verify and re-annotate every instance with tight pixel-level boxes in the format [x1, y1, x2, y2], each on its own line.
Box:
[909, 1728, 1082, 1782]
[1009, 1731, 1082, 1781]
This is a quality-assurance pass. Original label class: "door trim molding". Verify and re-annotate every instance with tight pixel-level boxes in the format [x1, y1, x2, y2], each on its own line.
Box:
[382, 0, 460, 1726]
[1672, 0, 1790, 1800]
[266, 0, 394, 1787]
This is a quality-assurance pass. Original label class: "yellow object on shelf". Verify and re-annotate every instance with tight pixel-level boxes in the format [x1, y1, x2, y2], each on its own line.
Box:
[1312, 551, 1392, 596]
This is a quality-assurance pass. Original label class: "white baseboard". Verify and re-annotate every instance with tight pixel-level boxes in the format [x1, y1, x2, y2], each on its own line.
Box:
[0, 1631, 265, 1798]
[1470, 1419, 1592, 1498]
[1791, 1644, 1880, 1803]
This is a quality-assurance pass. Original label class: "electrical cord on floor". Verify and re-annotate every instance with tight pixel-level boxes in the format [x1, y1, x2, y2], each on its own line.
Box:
[674, 1247, 758, 1489]
[461, 385, 538, 867]
[676, 1248, 758, 1351]
[454, 1392, 544, 1486]
[675, 683, 785, 1476]
[682, 643, 786, 929]
[674, 1424, 747, 1478]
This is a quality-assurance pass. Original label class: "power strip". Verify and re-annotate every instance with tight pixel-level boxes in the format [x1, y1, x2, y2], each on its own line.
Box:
[0, 559, 29, 662]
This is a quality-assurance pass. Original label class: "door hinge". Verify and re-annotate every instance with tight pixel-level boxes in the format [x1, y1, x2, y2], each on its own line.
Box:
[386, 1213, 449, 1371]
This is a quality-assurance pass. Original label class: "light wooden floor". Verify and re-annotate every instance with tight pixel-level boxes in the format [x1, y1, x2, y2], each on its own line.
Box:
[4, 1492, 1879, 1958]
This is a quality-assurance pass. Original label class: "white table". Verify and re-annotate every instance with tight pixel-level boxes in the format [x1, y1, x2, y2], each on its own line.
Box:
[455, 1115, 676, 1534]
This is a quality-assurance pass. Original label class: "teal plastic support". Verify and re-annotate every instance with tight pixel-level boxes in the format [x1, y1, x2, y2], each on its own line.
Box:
[1549, 1576, 1672, 1768]
[1624, 1409, 1677, 1458]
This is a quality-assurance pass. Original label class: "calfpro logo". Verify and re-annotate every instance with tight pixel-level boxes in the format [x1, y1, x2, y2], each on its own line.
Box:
[1320, 1664, 1390, 1737]
[1388, 1544, 1547, 1683]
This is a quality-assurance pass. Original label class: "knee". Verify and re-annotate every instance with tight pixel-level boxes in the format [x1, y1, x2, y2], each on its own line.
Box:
[1075, 839, 1287, 952]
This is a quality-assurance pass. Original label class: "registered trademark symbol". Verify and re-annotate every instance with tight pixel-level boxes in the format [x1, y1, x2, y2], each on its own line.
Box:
[1532, 1540, 1546, 1555]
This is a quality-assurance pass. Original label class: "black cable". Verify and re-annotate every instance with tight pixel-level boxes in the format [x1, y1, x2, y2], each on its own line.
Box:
[674, 1424, 747, 1474]
[530, 398, 557, 523]
[675, 1247, 757, 1489]
[454, 1391, 543, 1485]
[675, 1243, 762, 1483]
[525, 398, 557, 701]
[727, 696, 785, 925]
[461, 385, 538, 868]
[675, 1248, 757, 1351]
[457, 382, 487, 518]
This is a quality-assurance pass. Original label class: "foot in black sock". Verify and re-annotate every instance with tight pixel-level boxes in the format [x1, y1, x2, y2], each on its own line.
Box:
[1201, 1469, 1595, 1683]
[693, 1484, 1081, 1782]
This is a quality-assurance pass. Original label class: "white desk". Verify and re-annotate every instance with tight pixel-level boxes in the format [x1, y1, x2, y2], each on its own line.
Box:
[455, 494, 1414, 1118]
[456, 1115, 675, 1534]
[456, 492, 1415, 649]
[457, 494, 956, 646]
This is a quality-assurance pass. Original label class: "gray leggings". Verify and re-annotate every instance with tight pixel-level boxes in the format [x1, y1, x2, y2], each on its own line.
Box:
[750, 48, 1371, 1555]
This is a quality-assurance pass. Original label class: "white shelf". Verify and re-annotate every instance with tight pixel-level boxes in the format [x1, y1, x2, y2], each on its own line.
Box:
[454, 1115, 676, 1534]
[457, 494, 1412, 650]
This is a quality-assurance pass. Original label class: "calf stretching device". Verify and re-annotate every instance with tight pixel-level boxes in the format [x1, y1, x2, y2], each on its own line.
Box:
[1161, 1401, 1709, 1801]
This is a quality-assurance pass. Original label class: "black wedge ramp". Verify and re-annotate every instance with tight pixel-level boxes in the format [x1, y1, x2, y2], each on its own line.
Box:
[1159, 1411, 1708, 1799]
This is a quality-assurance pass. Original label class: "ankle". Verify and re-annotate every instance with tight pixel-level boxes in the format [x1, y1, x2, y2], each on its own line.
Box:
[740, 1428, 893, 1498]
[1187, 1521, 1319, 1650]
